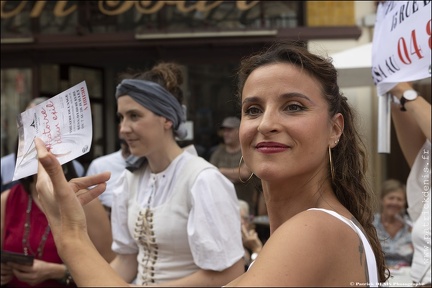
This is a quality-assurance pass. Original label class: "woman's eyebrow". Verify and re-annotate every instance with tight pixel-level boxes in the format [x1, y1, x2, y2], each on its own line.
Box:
[242, 92, 314, 105]
[279, 92, 314, 104]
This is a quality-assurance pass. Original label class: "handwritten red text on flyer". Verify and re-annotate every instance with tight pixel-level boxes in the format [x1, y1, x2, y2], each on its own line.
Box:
[13, 81, 92, 180]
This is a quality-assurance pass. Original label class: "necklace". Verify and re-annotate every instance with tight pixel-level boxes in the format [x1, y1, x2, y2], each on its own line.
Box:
[22, 196, 51, 258]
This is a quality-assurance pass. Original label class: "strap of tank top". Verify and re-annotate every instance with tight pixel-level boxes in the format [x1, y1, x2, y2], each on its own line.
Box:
[308, 208, 357, 232]
[307, 208, 379, 286]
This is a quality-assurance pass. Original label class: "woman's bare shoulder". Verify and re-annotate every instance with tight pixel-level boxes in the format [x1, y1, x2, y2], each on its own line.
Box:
[229, 209, 360, 286]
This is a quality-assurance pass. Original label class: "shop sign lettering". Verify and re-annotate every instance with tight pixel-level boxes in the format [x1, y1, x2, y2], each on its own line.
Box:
[1, 0, 259, 19]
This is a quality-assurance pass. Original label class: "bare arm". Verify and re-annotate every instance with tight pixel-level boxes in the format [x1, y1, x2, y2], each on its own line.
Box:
[1, 189, 10, 249]
[84, 198, 116, 263]
[390, 83, 431, 167]
[34, 138, 129, 287]
[110, 254, 138, 283]
[226, 211, 369, 287]
[152, 259, 244, 287]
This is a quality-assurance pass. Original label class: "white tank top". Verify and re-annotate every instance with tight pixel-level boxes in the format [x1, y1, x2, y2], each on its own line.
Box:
[308, 208, 379, 287]
[245, 208, 380, 286]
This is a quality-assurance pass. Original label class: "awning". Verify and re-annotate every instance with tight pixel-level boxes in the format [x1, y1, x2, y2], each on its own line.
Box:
[330, 43, 373, 87]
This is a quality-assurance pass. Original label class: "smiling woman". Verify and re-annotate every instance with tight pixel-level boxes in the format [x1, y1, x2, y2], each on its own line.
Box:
[226, 41, 388, 286]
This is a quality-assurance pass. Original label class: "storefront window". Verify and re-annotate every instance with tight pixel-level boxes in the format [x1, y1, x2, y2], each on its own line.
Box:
[0, 68, 32, 158]
[186, 63, 240, 160]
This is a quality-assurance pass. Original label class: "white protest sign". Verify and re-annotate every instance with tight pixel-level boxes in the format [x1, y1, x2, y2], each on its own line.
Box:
[372, 1, 431, 153]
[13, 81, 92, 180]
[372, 1, 431, 95]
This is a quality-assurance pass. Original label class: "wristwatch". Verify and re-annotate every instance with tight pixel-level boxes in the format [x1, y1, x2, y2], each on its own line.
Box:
[400, 90, 418, 111]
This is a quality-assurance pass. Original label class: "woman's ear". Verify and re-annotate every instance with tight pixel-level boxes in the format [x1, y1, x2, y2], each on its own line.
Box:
[330, 113, 344, 148]
[163, 117, 174, 131]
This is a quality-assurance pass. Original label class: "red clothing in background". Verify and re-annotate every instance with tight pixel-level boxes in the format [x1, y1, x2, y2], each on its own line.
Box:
[3, 183, 68, 287]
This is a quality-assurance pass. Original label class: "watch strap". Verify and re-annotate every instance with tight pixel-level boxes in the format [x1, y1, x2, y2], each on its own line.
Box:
[400, 96, 409, 111]
[400, 90, 418, 111]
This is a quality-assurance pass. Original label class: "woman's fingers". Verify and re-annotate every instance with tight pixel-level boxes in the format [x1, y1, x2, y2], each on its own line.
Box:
[71, 173, 111, 190]
[35, 137, 70, 199]
[34, 138, 66, 233]
[35, 137, 110, 217]
[35, 137, 110, 206]
[73, 178, 108, 206]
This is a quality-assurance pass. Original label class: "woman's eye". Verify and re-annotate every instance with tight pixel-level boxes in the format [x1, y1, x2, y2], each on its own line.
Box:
[244, 106, 261, 116]
[287, 104, 304, 111]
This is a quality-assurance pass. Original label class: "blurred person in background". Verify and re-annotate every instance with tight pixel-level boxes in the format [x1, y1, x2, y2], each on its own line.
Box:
[238, 200, 262, 271]
[210, 116, 259, 215]
[373, 179, 413, 268]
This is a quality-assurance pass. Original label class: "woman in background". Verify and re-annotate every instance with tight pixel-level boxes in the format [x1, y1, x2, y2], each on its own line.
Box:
[1, 161, 114, 287]
[373, 179, 413, 268]
[105, 62, 244, 286]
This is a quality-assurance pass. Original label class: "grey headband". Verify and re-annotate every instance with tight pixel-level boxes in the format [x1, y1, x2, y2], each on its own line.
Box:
[116, 79, 187, 139]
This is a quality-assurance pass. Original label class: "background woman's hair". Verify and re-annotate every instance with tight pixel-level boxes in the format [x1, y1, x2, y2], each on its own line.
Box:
[380, 178, 406, 199]
[379, 178, 407, 213]
[236, 41, 388, 282]
[117, 62, 184, 105]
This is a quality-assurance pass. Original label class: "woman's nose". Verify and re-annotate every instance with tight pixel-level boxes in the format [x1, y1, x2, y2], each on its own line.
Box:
[119, 120, 130, 134]
[257, 110, 281, 135]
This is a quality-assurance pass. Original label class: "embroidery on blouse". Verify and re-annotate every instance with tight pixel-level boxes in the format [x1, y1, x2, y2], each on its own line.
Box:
[134, 177, 159, 285]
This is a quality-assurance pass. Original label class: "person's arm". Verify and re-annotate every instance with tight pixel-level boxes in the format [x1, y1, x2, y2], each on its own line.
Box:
[109, 174, 139, 283]
[241, 224, 263, 256]
[390, 82, 431, 167]
[1, 189, 10, 248]
[34, 138, 129, 287]
[226, 210, 369, 287]
[183, 170, 244, 286]
[110, 254, 138, 283]
[84, 198, 116, 263]
[152, 260, 244, 287]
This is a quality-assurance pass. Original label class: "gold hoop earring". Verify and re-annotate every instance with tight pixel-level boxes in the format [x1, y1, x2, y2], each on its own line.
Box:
[238, 156, 254, 183]
[328, 146, 335, 182]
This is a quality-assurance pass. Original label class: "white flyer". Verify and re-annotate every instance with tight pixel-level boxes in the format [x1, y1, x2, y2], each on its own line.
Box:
[13, 81, 92, 181]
